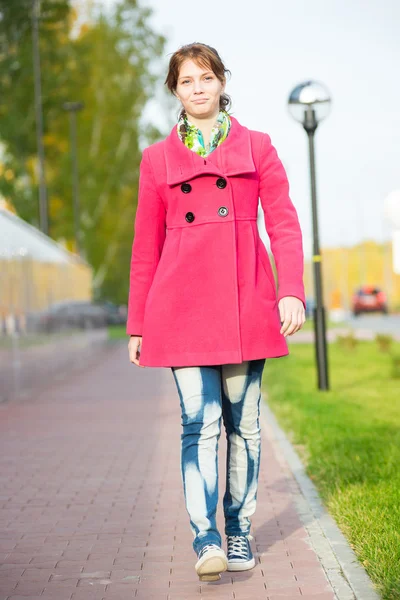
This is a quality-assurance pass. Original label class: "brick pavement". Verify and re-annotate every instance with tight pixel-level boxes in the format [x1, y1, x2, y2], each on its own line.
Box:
[0, 342, 337, 600]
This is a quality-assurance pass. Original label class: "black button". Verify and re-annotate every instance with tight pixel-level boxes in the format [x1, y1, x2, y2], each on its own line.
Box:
[216, 177, 227, 189]
[181, 182, 192, 194]
[218, 206, 229, 217]
[185, 212, 195, 223]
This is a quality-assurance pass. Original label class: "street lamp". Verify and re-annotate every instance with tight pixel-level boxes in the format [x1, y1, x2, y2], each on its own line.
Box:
[62, 101, 84, 258]
[288, 80, 332, 390]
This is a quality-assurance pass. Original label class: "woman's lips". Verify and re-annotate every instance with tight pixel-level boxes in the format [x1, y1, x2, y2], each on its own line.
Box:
[192, 99, 208, 104]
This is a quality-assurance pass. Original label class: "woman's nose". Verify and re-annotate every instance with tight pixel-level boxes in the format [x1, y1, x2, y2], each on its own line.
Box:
[193, 80, 204, 93]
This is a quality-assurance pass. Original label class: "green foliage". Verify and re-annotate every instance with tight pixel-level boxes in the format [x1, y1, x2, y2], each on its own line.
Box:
[391, 354, 400, 379]
[375, 333, 393, 353]
[373, 335, 400, 379]
[0, 0, 167, 304]
[0, 0, 71, 224]
[336, 332, 358, 350]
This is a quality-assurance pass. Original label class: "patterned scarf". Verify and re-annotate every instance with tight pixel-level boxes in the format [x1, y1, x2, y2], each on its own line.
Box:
[177, 109, 231, 157]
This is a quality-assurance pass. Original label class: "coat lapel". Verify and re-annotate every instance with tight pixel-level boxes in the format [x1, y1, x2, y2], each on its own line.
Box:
[164, 115, 256, 186]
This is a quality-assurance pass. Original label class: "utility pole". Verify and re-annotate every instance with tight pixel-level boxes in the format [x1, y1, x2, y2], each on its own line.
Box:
[31, 0, 48, 235]
[62, 102, 84, 258]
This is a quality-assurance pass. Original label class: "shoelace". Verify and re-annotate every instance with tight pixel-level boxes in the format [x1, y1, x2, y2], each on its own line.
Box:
[227, 534, 254, 558]
[198, 543, 221, 559]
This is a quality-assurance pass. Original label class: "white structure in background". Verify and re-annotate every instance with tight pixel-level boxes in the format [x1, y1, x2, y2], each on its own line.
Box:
[0, 207, 91, 336]
[0, 209, 73, 264]
[257, 202, 270, 251]
[384, 190, 400, 275]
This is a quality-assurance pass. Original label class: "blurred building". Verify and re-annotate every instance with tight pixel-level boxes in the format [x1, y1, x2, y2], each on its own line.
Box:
[258, 204, 400, 313]
[0, 207, 92, 333]
[303, 241, 400, 313]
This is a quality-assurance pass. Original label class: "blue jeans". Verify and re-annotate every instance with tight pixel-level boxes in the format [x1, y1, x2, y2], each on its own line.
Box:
[171, 359, 266, 555]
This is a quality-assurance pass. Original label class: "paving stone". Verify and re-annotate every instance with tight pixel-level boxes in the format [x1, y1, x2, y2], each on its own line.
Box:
[0, 344, 341, 600]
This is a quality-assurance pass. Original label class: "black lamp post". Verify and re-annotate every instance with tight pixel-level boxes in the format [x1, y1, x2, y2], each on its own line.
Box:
[288, 81, 331, 391]
[62, 101, 84, 258]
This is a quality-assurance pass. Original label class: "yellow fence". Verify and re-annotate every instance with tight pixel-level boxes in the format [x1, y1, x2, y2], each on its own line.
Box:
[0, 257, 93, 321]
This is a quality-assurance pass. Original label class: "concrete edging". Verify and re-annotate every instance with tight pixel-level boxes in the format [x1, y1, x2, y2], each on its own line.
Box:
[260, 395, 381, 600]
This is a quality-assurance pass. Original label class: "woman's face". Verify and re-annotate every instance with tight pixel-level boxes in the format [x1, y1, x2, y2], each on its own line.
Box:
[175, 59, 225, 120]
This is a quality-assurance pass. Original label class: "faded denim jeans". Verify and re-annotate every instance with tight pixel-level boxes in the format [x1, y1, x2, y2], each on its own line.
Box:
[171, 359, 266, 555]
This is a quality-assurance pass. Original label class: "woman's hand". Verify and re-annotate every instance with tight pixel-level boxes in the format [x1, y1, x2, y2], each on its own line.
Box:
[278, 296, 306, 337]
[128, 335, 144, 367]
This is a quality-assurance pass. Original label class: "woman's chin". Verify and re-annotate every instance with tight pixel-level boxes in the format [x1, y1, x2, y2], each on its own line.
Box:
[188, 104, 217, 118]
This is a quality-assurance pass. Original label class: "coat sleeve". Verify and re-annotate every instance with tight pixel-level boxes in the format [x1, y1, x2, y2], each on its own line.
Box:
[126, 148, 166, 336]
[258, 133, 306, 309]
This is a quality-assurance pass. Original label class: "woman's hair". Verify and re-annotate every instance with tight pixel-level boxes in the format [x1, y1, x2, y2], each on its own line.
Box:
[164, 42, 232, 112]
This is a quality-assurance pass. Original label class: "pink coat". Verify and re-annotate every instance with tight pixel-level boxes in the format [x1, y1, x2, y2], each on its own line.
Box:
[126, 115, 306, 367]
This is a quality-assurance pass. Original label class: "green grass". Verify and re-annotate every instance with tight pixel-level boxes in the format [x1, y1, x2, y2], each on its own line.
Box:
[301, 317, 348, 332]
[108, 325, 128, 340]
[263, 340, 400, 600]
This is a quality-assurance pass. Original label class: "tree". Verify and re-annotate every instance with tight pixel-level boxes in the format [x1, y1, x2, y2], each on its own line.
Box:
[0, 0, 71, 226]
[0, 0, 168, 304]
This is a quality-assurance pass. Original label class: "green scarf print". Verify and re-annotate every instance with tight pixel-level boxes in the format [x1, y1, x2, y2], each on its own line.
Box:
[177, 109, 231, 157]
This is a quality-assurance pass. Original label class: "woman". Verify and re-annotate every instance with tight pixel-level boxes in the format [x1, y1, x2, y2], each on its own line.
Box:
[127, 43, 306, 582]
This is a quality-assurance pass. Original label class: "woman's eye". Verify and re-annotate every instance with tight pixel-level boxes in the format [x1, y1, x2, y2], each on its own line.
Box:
[204, 76, 213, 81]
[181, 79, 190, 84]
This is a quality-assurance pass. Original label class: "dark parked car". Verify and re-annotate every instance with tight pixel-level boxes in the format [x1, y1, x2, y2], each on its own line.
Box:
[37, 301, 108, 332]
[352, 286, 388, 316]
[96, 301, 127, 326]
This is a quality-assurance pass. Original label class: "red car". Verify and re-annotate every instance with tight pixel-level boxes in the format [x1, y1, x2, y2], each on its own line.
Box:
[352, 286, 388, 316]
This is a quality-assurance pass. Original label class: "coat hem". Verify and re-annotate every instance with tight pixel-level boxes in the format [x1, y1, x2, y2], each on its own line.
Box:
[138, 347, 289, 368]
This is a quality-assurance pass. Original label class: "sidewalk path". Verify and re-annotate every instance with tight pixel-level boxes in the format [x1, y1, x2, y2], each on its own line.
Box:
[1, 343, 348, 600]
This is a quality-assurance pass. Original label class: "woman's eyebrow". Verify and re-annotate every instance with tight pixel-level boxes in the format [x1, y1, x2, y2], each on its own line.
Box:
[179, 71, 213, 80]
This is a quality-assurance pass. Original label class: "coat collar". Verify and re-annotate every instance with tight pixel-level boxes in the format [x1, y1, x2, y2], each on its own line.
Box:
[164, 115, 256, 186]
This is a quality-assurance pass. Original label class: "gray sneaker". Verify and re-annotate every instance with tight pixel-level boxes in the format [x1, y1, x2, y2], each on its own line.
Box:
[195, 543, 228, 581]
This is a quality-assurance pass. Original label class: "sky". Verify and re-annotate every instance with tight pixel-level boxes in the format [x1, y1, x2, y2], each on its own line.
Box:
[98, 0, 400, 253]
